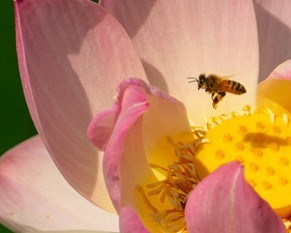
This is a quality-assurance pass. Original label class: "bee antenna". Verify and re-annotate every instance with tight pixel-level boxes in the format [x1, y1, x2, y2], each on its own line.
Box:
[187, 77, 198, 83]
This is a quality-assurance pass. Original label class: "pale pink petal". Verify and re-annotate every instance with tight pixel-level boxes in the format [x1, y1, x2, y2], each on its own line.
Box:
[185, 162, 285, 233]
[31, 231, 117, 233]
[4, 229, 115, 233]
[0, 136, 118, 232]
[257, 60, 291, 113]
[254, 1, 291, 81]
[119, 206, 149, 233]
[90, 78, 193, 231]
[100, 0, 259, 123]
[15, 0, 146, 211]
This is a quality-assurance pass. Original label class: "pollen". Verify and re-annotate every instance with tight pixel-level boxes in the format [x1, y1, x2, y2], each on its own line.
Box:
[195, 107, 291, 218]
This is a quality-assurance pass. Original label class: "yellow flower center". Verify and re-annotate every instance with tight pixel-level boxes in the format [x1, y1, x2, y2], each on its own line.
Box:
[195, 107, 291, 218]
[138, 106, 291, 232]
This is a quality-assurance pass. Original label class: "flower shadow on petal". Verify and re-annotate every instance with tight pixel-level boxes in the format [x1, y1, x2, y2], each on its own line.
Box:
[15, 0, 146, 212]
[16, 0, 100, 200]
[100, 0, 156, 38]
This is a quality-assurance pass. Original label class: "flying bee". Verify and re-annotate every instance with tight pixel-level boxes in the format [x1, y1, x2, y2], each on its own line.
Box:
[188, 74, 246, 109]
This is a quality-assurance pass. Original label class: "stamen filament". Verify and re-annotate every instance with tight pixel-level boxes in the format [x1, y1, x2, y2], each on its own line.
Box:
[136, 186, 159, 213]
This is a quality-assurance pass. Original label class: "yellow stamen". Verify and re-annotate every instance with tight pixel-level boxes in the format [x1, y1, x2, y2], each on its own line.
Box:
[136, 186, 159, 214]
[142, 140, 203, 232]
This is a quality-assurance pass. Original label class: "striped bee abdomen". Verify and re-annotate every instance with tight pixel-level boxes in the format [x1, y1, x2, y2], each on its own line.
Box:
[221, 79, 246, 95]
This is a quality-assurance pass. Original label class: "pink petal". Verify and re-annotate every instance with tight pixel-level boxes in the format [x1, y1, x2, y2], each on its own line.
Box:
[87, 105, 119, 151]
[254, 1, 291, 82]
[119, 206, 149, 233]
[102, 81, 150, 211]
[90, 78, 193, 229]
[91, 78, 152, 211]
[15, 0, 146, 211]
[0, 136, 118, 232]
[185, 162, 285, 233]
[34, 231, 116, 233]
[267, 60, 291, 80]
[257, 60, 291, 113]
[88, 78, 177, 151]
[100, 0, 259, 123]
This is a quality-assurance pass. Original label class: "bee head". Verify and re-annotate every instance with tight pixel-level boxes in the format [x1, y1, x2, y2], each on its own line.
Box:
[187, 73, 207, 90]
[197, 74, 207, 90]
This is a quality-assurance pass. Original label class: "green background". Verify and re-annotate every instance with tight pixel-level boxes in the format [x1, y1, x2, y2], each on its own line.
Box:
[0, 1, 36, 232]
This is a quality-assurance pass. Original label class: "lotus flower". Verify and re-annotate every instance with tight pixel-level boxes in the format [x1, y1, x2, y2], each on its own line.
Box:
[1, 0, 291, 232]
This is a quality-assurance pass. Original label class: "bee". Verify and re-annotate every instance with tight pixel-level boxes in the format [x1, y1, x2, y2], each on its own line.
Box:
[188, 74, 246, 109]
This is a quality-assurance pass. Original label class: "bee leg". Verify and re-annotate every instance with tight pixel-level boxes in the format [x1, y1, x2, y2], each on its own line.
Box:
[212, 92, 226, 109]
[211, 92, 215, 100]
[212, 96, 219, 109]
[218, 92, 226, 99]
[211, 92, 218, 108]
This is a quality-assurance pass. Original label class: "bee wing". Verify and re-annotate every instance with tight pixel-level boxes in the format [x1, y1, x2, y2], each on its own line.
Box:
[219, 74, 237, 80]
